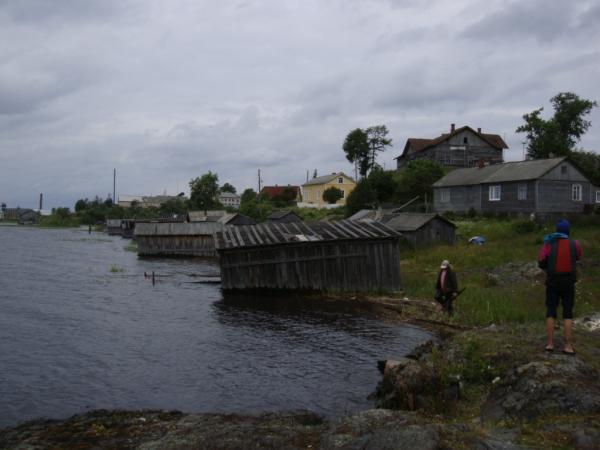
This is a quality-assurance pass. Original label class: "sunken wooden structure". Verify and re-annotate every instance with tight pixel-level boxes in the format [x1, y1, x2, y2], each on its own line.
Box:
[215, 220, 402, 292]
[106, 219, 123, 236]
[135, 222, 223, 256]
[267, 210, 303, 223]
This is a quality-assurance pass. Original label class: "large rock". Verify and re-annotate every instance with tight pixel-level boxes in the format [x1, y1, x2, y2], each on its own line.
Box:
[481, 354, 600, 422]
[320, 409, 440, 450]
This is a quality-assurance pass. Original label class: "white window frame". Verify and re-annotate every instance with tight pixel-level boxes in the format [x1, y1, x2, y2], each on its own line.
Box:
[596, 191, 600, 203]
[440, 188, 450, 203]
[338, 177, 343, 184]
[518, 183, 527, 201]
[572, 184, 582, 201]
[489, 185, 501, 201]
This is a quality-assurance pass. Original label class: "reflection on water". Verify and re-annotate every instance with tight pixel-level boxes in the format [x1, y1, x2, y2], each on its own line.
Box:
[0, 226, 431, 427]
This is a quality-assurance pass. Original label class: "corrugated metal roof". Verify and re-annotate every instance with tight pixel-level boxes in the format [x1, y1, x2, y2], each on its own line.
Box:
[381, 213, 456, 231]
[135, 222, 223, 236]
[433, 157, 567, 187]
[302, 172, 355, 186]
[215, 219, 399, 250]
[267, 210, 297, 219]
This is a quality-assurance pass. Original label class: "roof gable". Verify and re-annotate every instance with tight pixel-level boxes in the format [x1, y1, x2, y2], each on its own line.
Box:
[302, 172, 355, 186]
[396, 126, 508, 160]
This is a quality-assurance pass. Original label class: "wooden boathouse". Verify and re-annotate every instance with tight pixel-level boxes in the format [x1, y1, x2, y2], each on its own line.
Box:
[135, 222, 223, 256]
[215, 219, 402, 291]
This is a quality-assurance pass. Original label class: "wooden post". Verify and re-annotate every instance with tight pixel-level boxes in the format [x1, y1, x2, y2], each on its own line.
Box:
[152, 271, 155, 286]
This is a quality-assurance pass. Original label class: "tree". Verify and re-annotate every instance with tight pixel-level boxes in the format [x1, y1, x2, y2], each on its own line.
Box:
[517, 92, 597, 159]
[189, 171, 221, 210]
[343, 128, 370, 178]
[345, 179, 377, 216]
[74, 199, 88, 212]
[399, 159, 445, 200]
[367, 166, 397, 203]
[272, 186, 298, 206]
[158, 198, 188, 216]
[322, 186, 343, 204]
[220, 183, 237, 194]
[570, 150, 600, 186]
[240, 188, 257, 204]
[240, 198, 273, 221]
[366, 125, 392, 172]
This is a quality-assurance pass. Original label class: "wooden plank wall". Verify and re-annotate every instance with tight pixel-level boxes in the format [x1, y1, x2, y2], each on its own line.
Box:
[137, 235, 216, 256]
[219, 238, 401, 291]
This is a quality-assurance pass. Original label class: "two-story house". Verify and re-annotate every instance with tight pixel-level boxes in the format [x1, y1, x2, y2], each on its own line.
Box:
[300, 172, 356, 207]
[395, 124, 508, 169]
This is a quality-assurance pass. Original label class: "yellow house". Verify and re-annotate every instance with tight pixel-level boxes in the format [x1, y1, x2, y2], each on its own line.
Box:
[301, 172, 356, 207]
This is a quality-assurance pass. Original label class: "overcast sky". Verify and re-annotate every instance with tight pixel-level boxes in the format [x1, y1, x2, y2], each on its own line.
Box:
[1, 0, 599, 209]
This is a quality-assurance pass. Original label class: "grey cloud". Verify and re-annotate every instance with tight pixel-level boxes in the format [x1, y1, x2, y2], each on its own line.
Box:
[0, 0, 127, 23]
[461, 0, 596, 42]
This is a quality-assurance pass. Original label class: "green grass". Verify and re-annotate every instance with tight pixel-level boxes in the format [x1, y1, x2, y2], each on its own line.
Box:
[400, 218, 600, 327]
[109, 264, 125, 273]
[123, 242, 138, 252]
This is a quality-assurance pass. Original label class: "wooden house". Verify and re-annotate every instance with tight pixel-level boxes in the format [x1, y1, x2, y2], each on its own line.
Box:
[215, 220, 402, 292]
[267, 210, 302, 223]
[433, 156, 599, 216]
[300, 172, 356, 207]
[395, 124, 508, 169]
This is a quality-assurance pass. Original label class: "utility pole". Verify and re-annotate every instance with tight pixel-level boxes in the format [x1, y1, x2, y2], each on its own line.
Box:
[522, 142, 526, 160]
[258, 169, 262, 194]
[113, 168, 116, 205]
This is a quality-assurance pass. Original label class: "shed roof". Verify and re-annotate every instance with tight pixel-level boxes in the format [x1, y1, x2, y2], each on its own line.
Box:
[215, 219, 399, 250]
[433, 157, 568, 187]
[267, 210, 299, 220]
[188, 210, 227, 222]
[381, 213, 456, 231]
[218, 192, 240, 199]
[302, 172, 355, 186]
[260, 185, 300, 199]
[135, 222, 223, 236]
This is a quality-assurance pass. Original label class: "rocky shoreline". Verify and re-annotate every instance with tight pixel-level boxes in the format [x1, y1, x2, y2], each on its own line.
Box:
[2, 296, 599, 449]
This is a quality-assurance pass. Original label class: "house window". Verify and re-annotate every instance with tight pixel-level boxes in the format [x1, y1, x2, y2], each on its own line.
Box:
[596, 191, 600, 203]
[463, 137, 468, 144]
[561, 165, 568, 175]
[440, 188, 450, 202]
[338, 177, 343, 184]
[572, 184, 582, 201]
[489, 185, 501, 201]
[518, 183, 527, 200]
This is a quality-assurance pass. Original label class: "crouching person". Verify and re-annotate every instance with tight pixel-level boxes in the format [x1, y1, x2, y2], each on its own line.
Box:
[435, 260, 458, 316]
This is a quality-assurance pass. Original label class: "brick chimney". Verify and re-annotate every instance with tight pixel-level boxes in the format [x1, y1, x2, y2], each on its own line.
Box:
[477, 127, 481, 134]
[450, 123, 455, 132]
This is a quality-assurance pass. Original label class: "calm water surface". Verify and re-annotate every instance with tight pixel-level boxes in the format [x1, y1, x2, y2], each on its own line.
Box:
[0, 226, 431, 427]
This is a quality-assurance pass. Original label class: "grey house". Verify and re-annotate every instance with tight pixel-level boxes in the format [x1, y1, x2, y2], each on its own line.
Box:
[395, 124, 508, 169]
[433, 157, 599, 215]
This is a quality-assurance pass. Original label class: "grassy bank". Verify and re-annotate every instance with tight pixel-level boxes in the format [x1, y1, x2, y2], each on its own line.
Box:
[400, 217, 600, 327]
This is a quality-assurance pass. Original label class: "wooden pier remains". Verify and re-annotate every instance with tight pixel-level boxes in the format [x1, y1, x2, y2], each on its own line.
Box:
[215, 219, 402, 292]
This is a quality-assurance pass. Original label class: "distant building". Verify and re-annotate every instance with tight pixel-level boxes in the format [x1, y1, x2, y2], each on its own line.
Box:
[260, 185, 301, 202]
[395, 124, 508, 169]
[218, 191, 241, 209]
[118, 194, 187, 208]
[433, 156, 600, 216]
[187, 210, 256, 226]
[299, 172, 356, 208]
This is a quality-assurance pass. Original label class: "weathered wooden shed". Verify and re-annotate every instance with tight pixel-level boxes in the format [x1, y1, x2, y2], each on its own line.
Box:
[106, 219, 123, 235]
[267, 210, 302, 223]
[135, 222, 223, 256]
[187, 210, 256, 226]
[381, 213, 456, 248]
[215, 220, 402, 292]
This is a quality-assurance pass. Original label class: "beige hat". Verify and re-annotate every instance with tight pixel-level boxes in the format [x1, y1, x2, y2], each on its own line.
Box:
[440, 260, 450, 269]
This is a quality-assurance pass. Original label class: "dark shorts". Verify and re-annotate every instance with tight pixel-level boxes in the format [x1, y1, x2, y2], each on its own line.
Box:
[545, 281, 575, 319]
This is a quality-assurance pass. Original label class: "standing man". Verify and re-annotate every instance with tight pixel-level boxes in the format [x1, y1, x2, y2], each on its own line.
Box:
[435, 260, 458, 316]
[538, 219, 582, 355]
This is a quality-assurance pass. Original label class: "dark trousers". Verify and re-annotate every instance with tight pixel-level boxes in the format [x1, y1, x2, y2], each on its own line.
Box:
[435, 291, 454, 315]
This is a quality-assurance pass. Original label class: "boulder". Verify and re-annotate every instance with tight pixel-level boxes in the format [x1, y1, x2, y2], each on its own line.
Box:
[481, 355, 600, 422]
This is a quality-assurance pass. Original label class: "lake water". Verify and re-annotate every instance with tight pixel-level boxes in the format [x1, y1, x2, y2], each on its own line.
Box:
[0, 226, 431, 428]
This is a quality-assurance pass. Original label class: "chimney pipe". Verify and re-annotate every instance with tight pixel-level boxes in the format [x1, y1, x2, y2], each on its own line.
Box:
[477, 127, 481, 134]
[450, 123, 455, 132]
